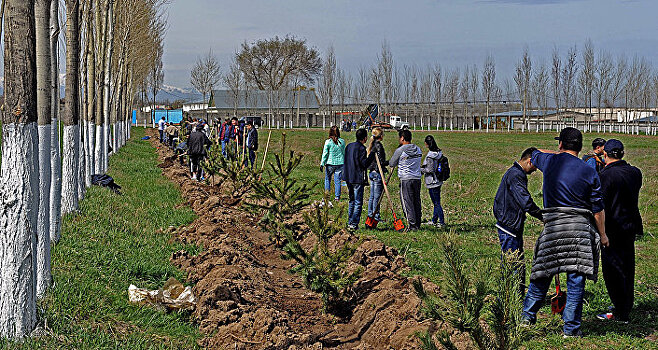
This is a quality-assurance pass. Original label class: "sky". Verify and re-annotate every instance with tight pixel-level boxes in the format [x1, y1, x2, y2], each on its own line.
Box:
[162, 0, 658, 91]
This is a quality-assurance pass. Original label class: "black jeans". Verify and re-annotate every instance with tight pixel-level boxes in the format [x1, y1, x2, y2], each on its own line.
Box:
[602, 239, 635, 321]
[189, 155, 204, 180]
[400, 179, 422, 229]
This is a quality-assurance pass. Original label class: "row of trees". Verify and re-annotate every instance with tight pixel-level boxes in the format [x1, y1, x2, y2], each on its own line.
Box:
[0, 0, 166, 339]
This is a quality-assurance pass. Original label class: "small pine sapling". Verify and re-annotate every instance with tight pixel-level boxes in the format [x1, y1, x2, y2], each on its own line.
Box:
[203, 142, 260, 199]
[282, 192, 361, 314]
[247, 132, 316, 246]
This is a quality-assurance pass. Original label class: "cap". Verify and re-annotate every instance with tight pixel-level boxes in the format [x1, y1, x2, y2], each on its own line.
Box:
[554, 127, 582, 143]
[604, 139, 624, 153]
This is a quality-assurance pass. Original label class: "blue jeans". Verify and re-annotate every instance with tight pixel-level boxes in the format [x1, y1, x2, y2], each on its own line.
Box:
[347, 183, 364, 228]
[498, 227, 525, 292]
[368, 171, 383, 220]
[428, 186, 445, 225]
[221, 140, 228, 157]
[324, 164, 343, 200]
[523, 272, 586, 336]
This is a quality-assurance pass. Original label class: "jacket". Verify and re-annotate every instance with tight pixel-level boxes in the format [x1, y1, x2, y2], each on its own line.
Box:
[246, 128, 258, 151]
[421, 150, 443, 189]
[530, 207, 600, 281]
[582, 151, 605, 173]
[187, 130, 212, 156]
[220, 123, 229, 141]
[389, 143, 422, 181]
[342, 141, 375, 185]
[493, 162, 542, 234]
[366, 140, 388, 173]
[599, 160, 643, 241]
[320, 138, 346, 166]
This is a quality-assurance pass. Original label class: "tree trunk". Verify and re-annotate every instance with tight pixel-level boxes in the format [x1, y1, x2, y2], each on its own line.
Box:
[85, 13, 95, 183]
[49, 0, 61, 244]
[0, 0, 39, 338]
[35, 0, 52, 299]
[61, 0, 80, 214]
[102, 0, 113, 171]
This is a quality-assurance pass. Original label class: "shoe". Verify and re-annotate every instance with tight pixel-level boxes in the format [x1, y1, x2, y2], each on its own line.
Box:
[435, 223, 446, 229]
[596, 312, 629, 324]
[347, 225, 357, 231]
[562, 333, 582, 338]
[519, 317, 534, 327]
[423, 220, 435, 226]
[334, 197, 340, 201]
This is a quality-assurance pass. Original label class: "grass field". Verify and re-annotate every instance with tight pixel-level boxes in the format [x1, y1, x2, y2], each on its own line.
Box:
[2, 127, 201, 349]
[256, 127, 658, 349]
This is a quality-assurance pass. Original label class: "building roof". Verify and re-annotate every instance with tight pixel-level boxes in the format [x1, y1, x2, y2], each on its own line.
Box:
[209, 89, 319, 110]
[488, 110, 591, 117]
[635, 115, 658, 123]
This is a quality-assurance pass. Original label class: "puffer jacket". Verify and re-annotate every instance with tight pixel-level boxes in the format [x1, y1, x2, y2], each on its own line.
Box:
[530, 207, 600, 281]
[421, 150, 443, 189]
[367, 140, 388, 173]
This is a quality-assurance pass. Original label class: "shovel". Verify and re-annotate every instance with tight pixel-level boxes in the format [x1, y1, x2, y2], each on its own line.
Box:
[374, 156, 405, 232]
[551, 274, 567, 315]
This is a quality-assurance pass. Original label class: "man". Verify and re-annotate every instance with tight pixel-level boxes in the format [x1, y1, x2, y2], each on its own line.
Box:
[342, 128, 376, 230]
[244, 121, 259, 169]
[187, 123, 212, 181]
[219, 118, 230, 157]
[157, 116, 166, 143]
[227, 117, 241, 160]
[582, 137, 606, 172]
[521, 127, 609, 337]
[597, 139, 642, 323]
[389, 129, 423, 231]
[493, 147, 543, 292]
[165, 122, 179, 149]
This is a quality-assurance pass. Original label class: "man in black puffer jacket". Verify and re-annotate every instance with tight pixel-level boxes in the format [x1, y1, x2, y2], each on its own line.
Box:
[187, 124, 212, 181]
[493, 147, 542, 292]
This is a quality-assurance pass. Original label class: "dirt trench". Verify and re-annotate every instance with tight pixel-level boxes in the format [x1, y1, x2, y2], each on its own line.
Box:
[147, 132, 465, 349]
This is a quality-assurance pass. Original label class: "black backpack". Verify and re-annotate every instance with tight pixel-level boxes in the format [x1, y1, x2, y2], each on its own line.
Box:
[435, 154, 450, 182]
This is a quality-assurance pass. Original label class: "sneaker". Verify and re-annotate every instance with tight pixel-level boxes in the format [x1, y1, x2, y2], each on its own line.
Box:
[519, 317, 534, 327]
[347, 225, 357, 231]
[596, 312, 629, 324]
[423, 220, 435, 226]
[562, 333, 582, 338]
[435, 223, 446, 229]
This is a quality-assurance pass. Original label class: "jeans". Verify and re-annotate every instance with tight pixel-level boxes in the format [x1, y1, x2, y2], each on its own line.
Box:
[346, 183, 364, 228]
[427, 186, 445, 225]
[221, 140, 227, 157]
[523, 272, 586, 336]
[324, 164, 343, 200]
[158, 129, 164, 142]
[368, 171, 383, 220]
[243, 148, 256, 169]
[497, 227, 525, 292]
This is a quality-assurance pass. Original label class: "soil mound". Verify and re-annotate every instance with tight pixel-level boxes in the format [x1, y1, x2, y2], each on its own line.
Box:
[148, 131, 447, 349]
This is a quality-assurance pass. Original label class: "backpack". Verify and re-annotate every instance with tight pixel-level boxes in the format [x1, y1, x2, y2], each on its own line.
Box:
[435, 154, 450, 182]
[582, 154, 605, 173]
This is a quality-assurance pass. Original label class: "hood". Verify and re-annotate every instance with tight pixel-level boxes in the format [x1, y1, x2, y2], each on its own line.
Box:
[427, 150, 442, 159]
[400, 143, 421, 156]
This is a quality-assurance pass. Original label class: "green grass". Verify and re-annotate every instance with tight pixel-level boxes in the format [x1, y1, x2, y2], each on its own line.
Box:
[260, 128, 658, 349]
[2, 128, 201, 349]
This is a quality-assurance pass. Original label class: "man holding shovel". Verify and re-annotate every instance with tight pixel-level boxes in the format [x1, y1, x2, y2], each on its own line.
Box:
[342, 129, 376, 231]
[389, 129, 423, 231]
[521, 127, 609, 338]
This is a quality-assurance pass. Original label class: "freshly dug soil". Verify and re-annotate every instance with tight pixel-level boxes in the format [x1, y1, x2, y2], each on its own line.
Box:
[147, 132, 463, 349]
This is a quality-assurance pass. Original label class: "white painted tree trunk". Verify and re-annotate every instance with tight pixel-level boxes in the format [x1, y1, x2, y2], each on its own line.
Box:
[87, 122, 95, 180]
[95, 124, 103, 174]
[61, 124, 80, 214]
[0, 123, 39, 338]
[49, 0, 62, 244]
[102, 1, 114, 171]
[78, 120, 86, 200]
[36, 125, 52, 298]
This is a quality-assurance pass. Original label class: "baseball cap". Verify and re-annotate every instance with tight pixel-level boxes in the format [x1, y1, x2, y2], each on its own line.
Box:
[554, 127, 582, 143]
[604, 139, 624, 153]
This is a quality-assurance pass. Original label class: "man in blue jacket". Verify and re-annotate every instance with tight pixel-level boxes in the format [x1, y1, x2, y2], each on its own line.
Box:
[493, 147, 542, 292]
[342, 129, 376, 230]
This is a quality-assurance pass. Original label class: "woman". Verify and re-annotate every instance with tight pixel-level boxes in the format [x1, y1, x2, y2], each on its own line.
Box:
[320, 126, 346, 201]
[421, 135, 445, 228]
[366, 128, 388, 224]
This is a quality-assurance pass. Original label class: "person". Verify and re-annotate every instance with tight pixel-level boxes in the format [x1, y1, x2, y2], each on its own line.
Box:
[219, 119, 230, 157]
[165, 122, 179, 149]
[389, 129, 423, 231]
[421, 135, 448, 228]
[597, 139, 642, 323]
[582, 137, 606, 172]
[227, 117, 241, 160]
[157, 116, 166, 143]
[244, 121, 259, 169]
[187, 123, 212, 181]
[493, 147, 542, 293]
[521, 127, 609, 337]
[366, 127, 388, 225]
[320, 126, 346, 201]
[342, 128, 376, 230]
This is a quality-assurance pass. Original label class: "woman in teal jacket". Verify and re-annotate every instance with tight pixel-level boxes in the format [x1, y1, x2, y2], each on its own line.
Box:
[320, 126, 346, 201]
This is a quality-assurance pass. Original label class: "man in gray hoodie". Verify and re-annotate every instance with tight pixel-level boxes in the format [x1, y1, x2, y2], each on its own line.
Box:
[389, 129, 423, 230]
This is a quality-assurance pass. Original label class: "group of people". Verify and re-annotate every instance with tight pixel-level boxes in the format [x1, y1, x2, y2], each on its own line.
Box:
[320, 126, 448, 232]
[217, 117, 259, 168]
[494, 127, 643, 337]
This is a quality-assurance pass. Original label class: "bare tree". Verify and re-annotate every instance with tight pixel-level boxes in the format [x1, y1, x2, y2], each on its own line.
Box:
[532, 63, 549, 130]
[482, 54, 496, 132]
[432, 64, 442, 129]
[223, 57, 243, 118]
[514, 47, 532, 131]
[190, 48, 221, 109]
[378, 41, 394, 115]
[49, 0, 61, 244]
[561, 45, 578, 118]
[468, 64, 478, 130]
[445, 68, 460, 130]
[318, 45, 336, 128]
[551, 47, 561, 118]
[460, 66, 471, 130]
[594, 49, 613, 126]
[0, 0, 39, 338]
[577, 39, 596, 129]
